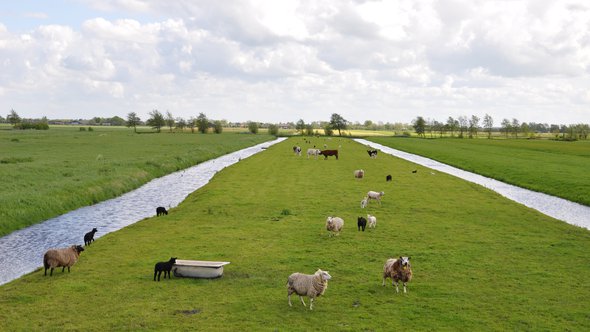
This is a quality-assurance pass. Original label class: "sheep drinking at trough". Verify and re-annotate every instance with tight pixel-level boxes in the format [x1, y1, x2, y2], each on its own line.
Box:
[326, 216, 344, 236]
[43, 245, 85, 276]
[287, 269, 332, 310]
[367, 214, 377, 228]
[382, 256, 413, 293]
[357, 216, 367, 231]
[154, 257, 177, 281]
[354, 169, 364, 179]
[84, 228, 97, 246]
[366, 191, 385, 205]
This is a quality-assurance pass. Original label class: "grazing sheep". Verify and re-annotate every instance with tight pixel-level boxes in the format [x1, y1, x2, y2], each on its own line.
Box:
[367, 214, 377, 228]
[354, 169, 364, 179]
[360, 196, 368, 209]
[382, 257, 413, 293]
[154, 257, 177, 281]
[293, 146, 302, 156]
[156, 206, 168, 216]
[357, 216, 367, 231]
[412, 169, 417, 173]
[84, 228, 98, 246]
[307, 148, 321, 159]
[287, 269, 332, 310]
[366, 191, 385, 205]
[386, 174, 392, 182]
[326, 216, 344, 236]
[367, 149, 378, 159]
[43, 245, 85, 276]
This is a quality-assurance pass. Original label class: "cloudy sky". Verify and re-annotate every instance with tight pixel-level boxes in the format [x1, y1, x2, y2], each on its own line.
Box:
[1, 0, 589, 125]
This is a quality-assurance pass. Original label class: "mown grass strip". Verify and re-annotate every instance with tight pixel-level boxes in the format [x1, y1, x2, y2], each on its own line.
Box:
[0, 137, 588, 330]
[367, 137, 590, 206]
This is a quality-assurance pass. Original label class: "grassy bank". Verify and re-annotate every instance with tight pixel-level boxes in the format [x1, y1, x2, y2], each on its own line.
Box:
[0, 126, 273, 236]
[367, 137, 590, 206]
[1, 137, 588, 330]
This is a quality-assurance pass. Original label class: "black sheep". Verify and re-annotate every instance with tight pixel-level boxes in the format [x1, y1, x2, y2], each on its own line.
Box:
[84, 228, 98, 246]
[386, 175, 392, 182]
[156, 206, 168, 216]
[154, 257, 177, 281]
[357, 217, 367, 232]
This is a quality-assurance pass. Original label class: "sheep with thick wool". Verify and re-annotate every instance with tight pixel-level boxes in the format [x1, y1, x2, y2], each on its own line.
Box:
[367, 214, 377, 228]
[326, 216, 344, 236]
[287, 269, 332, 310]
[382, 256, 413, 293]
[366, 191, 385, 205]
[43, 245, 85, 276]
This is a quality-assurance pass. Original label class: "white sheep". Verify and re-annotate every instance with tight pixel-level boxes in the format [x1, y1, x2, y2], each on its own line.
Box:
[326, 216, 344, 236]
[366, 191, 385, 205]
[287, 269, 332, 310]
[360, 196, 368, 209]
[307, 148, 321, 159]
[367, 214, 377, 228]
[353, 169, 364, 179]
[382, 257, 413, 293]
[43, 245, 85, 276]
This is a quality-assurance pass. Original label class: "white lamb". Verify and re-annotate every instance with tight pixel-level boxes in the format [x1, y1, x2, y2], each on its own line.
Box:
[326, 216, 344, 236]
[367, 214, 377, 228]
[366, 191, 385, 205]
[287, 269, 332, 310]
[360, 196, 368, 209]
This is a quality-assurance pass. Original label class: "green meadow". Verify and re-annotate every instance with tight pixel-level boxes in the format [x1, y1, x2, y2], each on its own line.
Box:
[1, 137, 588, 331]
[0, 126, 273, 236]
[368, 137, 590, 207]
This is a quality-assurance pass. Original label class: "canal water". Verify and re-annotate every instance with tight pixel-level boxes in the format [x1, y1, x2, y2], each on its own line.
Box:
[356, 139, 590, 231]
[0, 137, 287, 285]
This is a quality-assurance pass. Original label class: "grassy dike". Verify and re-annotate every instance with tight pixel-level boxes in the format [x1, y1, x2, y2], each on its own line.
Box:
[0, 127, 273, 236]
[367, 137, 590, 206]
[1, 137, 589, 331]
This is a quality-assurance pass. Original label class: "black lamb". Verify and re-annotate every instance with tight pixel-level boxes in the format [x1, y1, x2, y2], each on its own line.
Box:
[84, 228, 98, 246]
[357, 216, 367, 232]
[154, 257, 177, 281]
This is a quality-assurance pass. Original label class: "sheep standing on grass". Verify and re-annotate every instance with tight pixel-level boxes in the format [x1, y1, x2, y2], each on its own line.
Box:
[43, 245, 85, 276]
[367, 191, 385, 205]
[154, 257, 177, 281]
[382, 256, 413, 293]
[326, 216, 344, 236]
[367, 214, 377, 228]
[84, 228, 98, 246]
[354, 169, 364, 179]
[360, 196, 368, 209]
[287, 269, 332, 310]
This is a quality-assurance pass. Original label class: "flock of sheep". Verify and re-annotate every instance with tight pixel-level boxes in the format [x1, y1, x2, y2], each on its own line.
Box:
[288, 140, 413, 310]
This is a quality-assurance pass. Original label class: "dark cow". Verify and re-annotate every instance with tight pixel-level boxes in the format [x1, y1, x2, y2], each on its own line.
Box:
[386, 175, 392, 182]
[357, 216, 367, 231]
[319, 150, 338, 160]
[156, 206, 168, 216]
[367, 150, 378, 158]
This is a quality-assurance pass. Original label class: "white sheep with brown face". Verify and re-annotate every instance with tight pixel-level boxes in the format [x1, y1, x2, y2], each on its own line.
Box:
[287, 269, 332, 310]
[43, 245, 85, 276]
[382, 256, 413, 293]
[326, 216, 344, 236]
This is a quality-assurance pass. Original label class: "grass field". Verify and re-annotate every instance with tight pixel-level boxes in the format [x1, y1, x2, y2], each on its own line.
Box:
[0, 126, 273, 236]
[367, 137, 590, 207]
[1, 137, 588, 331]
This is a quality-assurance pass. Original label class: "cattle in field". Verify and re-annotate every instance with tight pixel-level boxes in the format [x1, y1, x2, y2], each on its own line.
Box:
[319, 150, 338, 160]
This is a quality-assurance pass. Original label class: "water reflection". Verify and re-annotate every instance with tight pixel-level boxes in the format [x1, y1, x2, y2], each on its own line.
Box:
[356, 139, 590, 230]
[0, 138, 286, 285]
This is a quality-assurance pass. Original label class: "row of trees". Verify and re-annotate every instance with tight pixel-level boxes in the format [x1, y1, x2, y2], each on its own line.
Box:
[413, 114, 589, 140]
[126, 110, 224, 134]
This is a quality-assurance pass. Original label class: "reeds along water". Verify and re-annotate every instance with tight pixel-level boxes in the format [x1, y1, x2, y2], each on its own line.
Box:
[0, 138, 287, 286]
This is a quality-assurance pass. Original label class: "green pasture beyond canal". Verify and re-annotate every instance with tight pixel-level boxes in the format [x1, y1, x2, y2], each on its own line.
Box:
[368, 137, 590, 206]
[0, 126, 273, 237]
[1, 137, 588, 331]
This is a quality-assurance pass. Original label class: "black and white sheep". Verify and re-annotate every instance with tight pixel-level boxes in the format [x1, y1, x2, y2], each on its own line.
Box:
[287, 269, 332, 310]
[293, 146, 302, 156]
[43, 245, 85, 276]
[366, 191, 385, 205]
[84, 228, 98, 246]
[326, 216, 344, 236]
[154, 257, 177, 281]
[382, 256, 413, 293]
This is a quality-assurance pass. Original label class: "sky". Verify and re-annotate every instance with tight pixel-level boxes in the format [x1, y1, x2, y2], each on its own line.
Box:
[1, 0, 589, 125]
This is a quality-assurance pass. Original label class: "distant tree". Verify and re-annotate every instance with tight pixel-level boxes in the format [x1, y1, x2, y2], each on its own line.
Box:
[146, 109, 165, 132]
[468, 115, 480, 138]
[175, 118, 187, 131]
[446, 117, 457, 137]
[483, 114, 493, 139]
[412, 116, 426, 138]
[501, 118, 511, 137]
[267, 123, 279, 136]
[295, 119, 305, 134]
[329, 113, 347, 136]
[110, 116, 125, 126]
[248, 121, 259, 134]
[213, 120, 223, 134]
[165, 111, 175, 132]
[92, 117, 102, 125]
[7, 109, 21, 127]
[324, 124, 333, 136]
[458, 116, 468, 138]
[305, 124, 314, 136]
[187, 117, 196, 133]
[520, 122, 530, 137]
[364, 120, 373, 129]
[511, 118, 520, 138]
[196, 113, 209, 133]
[126, 112, 141, 133]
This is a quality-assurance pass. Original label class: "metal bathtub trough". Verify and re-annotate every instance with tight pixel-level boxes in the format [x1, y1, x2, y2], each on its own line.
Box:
[173, 260, 230, 279]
